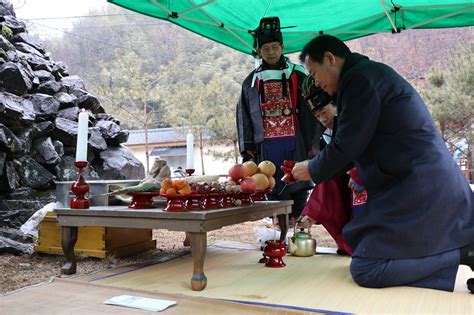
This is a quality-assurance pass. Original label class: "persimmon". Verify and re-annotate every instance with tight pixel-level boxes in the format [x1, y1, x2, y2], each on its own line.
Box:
[178, 186, 192, 195]
[166, 187, 177, 196]
[172, 179, 187, 190]
[162, 178, 173, 190]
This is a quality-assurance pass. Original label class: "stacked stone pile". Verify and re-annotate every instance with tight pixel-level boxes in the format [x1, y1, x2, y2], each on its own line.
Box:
[0, 0, 145, 253]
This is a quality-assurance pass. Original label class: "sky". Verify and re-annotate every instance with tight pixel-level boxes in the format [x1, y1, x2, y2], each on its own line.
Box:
[10, 0, 109, 37]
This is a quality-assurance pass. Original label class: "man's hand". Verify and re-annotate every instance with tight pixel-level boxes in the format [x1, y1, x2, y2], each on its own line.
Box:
[292, 160, 311, 181]
[297, 215, 316, 229]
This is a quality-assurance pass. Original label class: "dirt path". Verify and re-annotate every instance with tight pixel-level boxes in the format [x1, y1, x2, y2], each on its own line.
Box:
[0, 221, 335, 294]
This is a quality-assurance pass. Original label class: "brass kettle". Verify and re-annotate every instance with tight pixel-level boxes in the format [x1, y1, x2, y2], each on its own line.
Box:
[288, 227, 317, 257]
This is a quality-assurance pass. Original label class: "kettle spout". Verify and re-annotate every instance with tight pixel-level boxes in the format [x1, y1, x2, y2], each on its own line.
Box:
[288, 237, 297, 254]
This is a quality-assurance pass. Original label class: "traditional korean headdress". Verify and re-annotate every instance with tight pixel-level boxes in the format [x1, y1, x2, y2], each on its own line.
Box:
[255, 17, 283, 48]
[301, 75, 333, 112]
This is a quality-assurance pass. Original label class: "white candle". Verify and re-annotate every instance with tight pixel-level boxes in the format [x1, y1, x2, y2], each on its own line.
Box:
[186, 131, 194, 169]
[75, 110, 89, 162]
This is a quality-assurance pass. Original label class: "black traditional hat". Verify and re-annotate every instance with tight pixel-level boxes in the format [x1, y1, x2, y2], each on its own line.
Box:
[301, 75, 333, 112]
[255, 17, 283, 48]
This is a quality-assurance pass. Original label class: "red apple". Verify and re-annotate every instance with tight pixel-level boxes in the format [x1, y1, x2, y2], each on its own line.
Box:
[240, 177, 257, 192]
[228, 164, 245, 182]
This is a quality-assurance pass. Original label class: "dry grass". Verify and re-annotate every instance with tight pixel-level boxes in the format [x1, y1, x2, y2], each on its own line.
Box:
[0, 221, 335, 294]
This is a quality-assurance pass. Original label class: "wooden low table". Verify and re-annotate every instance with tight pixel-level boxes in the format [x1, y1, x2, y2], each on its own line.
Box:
[54, 200, 292, 291]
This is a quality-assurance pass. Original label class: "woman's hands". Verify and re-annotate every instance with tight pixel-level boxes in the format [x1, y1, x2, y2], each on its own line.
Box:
[297, 215, 317, 229]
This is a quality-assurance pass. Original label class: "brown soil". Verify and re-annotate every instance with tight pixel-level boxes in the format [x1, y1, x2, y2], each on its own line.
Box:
[0, 221, 335, 294]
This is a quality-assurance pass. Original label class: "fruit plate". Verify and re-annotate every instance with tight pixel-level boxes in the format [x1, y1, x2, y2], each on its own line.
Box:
[127, 191, 161, 209]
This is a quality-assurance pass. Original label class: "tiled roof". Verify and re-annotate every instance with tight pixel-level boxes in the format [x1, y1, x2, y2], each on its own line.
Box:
[126, 127, 187, 145]
[125, 127, 213, 145]
[150, 146, 186, 156]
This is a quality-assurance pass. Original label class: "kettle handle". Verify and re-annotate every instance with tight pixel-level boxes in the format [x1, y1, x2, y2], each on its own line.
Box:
[294, 216, 311, 235]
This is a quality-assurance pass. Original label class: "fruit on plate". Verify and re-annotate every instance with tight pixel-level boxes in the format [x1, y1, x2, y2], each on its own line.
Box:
[268, 176, 276, 189]
[228, 164, 245, 182]
[258, 160, 276, 177]
[242, 161, 258, 177]
[240, 176, 257, 192]
[252, 173, 270, 191]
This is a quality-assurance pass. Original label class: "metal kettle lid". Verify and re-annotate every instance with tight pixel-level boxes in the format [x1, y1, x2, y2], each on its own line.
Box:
[294, 228, 312, 238]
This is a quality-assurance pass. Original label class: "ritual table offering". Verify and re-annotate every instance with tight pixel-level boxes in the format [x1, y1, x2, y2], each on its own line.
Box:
[262, 240, 287, 268]
[127, 191, 161, 209]
[280, 160, 296, 183]
[163, 194, 187, 212]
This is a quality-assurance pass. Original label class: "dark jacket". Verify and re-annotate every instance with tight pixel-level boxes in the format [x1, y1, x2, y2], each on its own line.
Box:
[308, 53, 474, 259]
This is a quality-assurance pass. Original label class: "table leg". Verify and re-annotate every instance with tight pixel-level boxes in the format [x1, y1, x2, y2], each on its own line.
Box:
[189, 232, 207, 291]
[277, 214, 288, 243]
[183, 232, 190, 246]
[61, 226, 78, 275]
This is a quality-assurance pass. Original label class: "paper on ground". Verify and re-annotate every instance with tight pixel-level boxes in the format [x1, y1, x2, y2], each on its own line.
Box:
[104, 295, 176, 312]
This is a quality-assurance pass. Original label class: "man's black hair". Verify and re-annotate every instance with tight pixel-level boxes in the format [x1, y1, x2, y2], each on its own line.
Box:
[299, 35, 351, 63]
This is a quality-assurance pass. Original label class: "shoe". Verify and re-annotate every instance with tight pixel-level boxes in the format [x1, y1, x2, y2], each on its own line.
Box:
[460, 242, 474, 271]
[467, 278, 474, 294]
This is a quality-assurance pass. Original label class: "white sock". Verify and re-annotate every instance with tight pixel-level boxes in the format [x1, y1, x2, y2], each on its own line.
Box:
[454, 265, 474, 292]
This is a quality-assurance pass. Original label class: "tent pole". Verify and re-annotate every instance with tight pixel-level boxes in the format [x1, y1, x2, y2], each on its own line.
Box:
[188, 0, 256, 53]
[178, 0, 217, 16]
[151, 0, 173, 15]
[378, 0, 398, 32]
[403, 6, 474, 30]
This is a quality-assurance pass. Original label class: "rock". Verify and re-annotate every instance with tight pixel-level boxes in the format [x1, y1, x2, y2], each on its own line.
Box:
[0, 34, 13, 51]
[0, 235, 32, 254]
[53, 117, 80, 146]
[33, 137, 60, 165]
[31, 121, 54, 137]
[0, 150, 5, 174]
[35, 81, 61, 95]
[0, 92, 36, 128]
[0, 0, 15, 16]
[95, 120, 129, 145]
[0, 227, 33, 243]
[14, 156, 55, 189]
[57, 106, 80, 121]
[0, 123, 23, 155]
[1, 15, 26, 34]
[51, 61, 68, 80]
[89, 126, 107, 151]
[12, 32, 45, 53]
[70, 88, 104, 113]
[60, 75, 84, 91]
[14, 42, 43, 58]
[23, 53, 53, 72]
[0, 161, 20, 192]
[55, 154, 100, 181]
[34, 69, 55, 82]
[95, 145, 145, 180]
[55, 91, 78, 109]
[29, 93, 60, 118]
[0, 61, 33, 95]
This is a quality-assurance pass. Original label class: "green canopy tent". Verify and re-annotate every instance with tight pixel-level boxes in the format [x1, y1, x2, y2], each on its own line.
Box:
[107, 0, 473, 55]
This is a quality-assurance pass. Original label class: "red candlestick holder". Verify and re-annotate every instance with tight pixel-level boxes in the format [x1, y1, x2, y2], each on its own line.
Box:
[70, 161, 90, 209]
[185, 168, 195, 176]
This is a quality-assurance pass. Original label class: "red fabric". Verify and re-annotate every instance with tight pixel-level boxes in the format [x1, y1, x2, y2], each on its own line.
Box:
[349, 167, 363, 186]
[302, 174, 353, 255]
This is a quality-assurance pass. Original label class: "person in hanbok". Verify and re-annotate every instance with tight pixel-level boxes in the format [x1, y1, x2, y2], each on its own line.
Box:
[236, 17, 320, 223]
[298, 76, 352, 255]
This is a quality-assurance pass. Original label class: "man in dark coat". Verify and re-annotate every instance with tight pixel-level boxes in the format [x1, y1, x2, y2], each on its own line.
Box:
[236, 17, 321, 222]
[292, 35, 474, 292]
